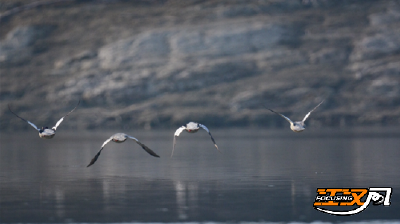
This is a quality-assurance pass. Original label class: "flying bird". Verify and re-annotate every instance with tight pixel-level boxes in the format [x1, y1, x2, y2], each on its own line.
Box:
[172, 122, 220, 157]
[8, 100, 80, 139]
[268, 100, 324, 132]
[87, 133, 160, 167]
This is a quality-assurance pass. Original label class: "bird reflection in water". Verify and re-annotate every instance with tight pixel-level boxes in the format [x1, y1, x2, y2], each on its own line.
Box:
[174, 181, 199, 220]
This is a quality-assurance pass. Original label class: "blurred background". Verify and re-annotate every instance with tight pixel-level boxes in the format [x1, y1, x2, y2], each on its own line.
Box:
[1, 0, 400, 130]
[1, 1, 400, 223]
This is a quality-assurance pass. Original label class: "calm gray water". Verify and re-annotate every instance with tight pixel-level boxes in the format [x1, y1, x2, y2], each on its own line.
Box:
[1, 128, 400, 223]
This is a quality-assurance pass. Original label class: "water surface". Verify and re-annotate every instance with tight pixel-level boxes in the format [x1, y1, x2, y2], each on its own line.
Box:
[1, 128, 400, 223]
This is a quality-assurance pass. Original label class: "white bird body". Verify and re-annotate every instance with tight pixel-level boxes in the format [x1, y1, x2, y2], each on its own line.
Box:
[185, 122, 201, 132]
[87, 133, 160, 167]
[39, 129, 56, 139]
[172, 122, 219, 157]
[268, 100, 324, 132]
[290, 121, 306, 132]
[8, 100, 80, 139]
[110, 133, 128, 143]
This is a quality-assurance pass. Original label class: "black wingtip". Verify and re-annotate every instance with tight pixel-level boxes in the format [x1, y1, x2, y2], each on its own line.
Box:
[215, 144, 222, 154]
[8, 104, 15, 113]
[86, 159, 95, 167]
[137, 142, 160, 158]
[86, 150, 102, 167]
[75, 99, 81, 108]
[144, 147, 160, 158]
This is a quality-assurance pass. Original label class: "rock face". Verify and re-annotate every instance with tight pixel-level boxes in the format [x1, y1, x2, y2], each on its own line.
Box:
[0, 25, 54, 65]
[1, 0, 399, 131]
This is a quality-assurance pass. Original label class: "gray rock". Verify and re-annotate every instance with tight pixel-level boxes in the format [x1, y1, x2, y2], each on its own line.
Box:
[369, 7, 400, 26]
[309, 48, 349, 64]
[172, 23, 292, 57]
[2, 0, 400, 131]
[350, 29, 400, 61]
[0, 25, 54, 65]
[99, 31, 171, 70]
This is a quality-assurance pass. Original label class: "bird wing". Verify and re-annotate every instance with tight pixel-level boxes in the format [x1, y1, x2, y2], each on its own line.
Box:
[174, 126, 186, 136]
[86, 136, 113, 167]
[198, 123, 221, 153]
[268, 109, 293, 125]
[52, 100, 80, 130]
[302, 100, 324, 123]
[126, 135, 160, 158]
[8, 104, 40, 131]
[171, 126, 186, 157]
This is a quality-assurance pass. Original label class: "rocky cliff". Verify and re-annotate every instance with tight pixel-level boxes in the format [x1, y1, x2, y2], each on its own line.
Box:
[1, 0, 399, 131]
